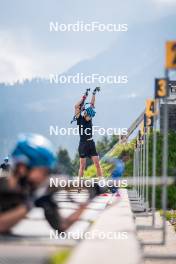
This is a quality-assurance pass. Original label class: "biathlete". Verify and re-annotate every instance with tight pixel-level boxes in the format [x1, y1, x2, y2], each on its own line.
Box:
[74, 88, 103, 179]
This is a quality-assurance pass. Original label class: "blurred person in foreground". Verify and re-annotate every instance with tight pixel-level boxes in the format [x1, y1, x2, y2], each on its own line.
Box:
[0, 134, 88, 234]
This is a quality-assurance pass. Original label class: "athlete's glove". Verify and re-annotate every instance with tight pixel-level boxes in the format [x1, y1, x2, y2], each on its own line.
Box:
[93, 87, 100, 95]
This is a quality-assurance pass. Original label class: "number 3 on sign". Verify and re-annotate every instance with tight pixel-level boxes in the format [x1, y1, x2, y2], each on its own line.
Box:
[166, 41, 176, 69]
[155, 78, 168, 98]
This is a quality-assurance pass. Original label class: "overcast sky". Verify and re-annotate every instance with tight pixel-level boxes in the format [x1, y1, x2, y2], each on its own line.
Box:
[0, 0, 176, 83]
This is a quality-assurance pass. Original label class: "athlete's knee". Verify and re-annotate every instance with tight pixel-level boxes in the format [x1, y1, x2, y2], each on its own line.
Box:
[79, 165, 85, 172]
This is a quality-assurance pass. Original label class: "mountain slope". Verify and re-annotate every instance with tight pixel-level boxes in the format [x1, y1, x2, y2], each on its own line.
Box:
[0, 15, 176, 159]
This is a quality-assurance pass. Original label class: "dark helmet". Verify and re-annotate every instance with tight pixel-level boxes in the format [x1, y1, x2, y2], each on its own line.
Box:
[11, 134, 57, 170]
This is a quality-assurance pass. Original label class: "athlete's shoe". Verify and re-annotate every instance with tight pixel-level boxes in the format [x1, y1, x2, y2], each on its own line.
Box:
[115, 191, 121, 197]
[100, 193, 109, 197]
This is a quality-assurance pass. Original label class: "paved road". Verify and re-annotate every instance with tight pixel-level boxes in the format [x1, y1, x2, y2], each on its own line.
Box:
[136, 212, 176, 264]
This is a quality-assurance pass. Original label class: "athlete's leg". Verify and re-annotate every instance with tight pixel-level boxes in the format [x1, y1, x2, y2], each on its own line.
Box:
[78, 158, 86, 178]
[91, 156, 103, 177]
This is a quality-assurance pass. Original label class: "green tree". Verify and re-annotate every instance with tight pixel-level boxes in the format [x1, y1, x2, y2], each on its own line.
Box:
[109, 135, 119, 149]
[96, 135, 119, 158]
[72, 153, 80, 176]
[57, 148, 73, 176]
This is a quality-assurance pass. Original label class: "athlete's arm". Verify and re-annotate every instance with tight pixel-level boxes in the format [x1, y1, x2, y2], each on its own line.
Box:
[60, 203, 88, 231]
[90, 94, 95, 107]
[74, 97, 85, 117]
[0, 205, 28, 233]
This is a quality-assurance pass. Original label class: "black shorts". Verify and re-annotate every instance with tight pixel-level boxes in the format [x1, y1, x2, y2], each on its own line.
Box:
[78, 140, 98, 158]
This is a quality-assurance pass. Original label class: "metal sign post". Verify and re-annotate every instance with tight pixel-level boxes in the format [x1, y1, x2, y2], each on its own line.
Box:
[161, 69, 169, 244]
[151, 100, 157, 226]
[145, 126, 149, 212]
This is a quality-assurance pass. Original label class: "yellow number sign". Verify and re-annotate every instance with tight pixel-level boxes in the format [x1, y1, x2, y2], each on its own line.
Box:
[155, 79, 168, 98]
[166, 41, 176, 69]
[146, 99, 155, 117]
